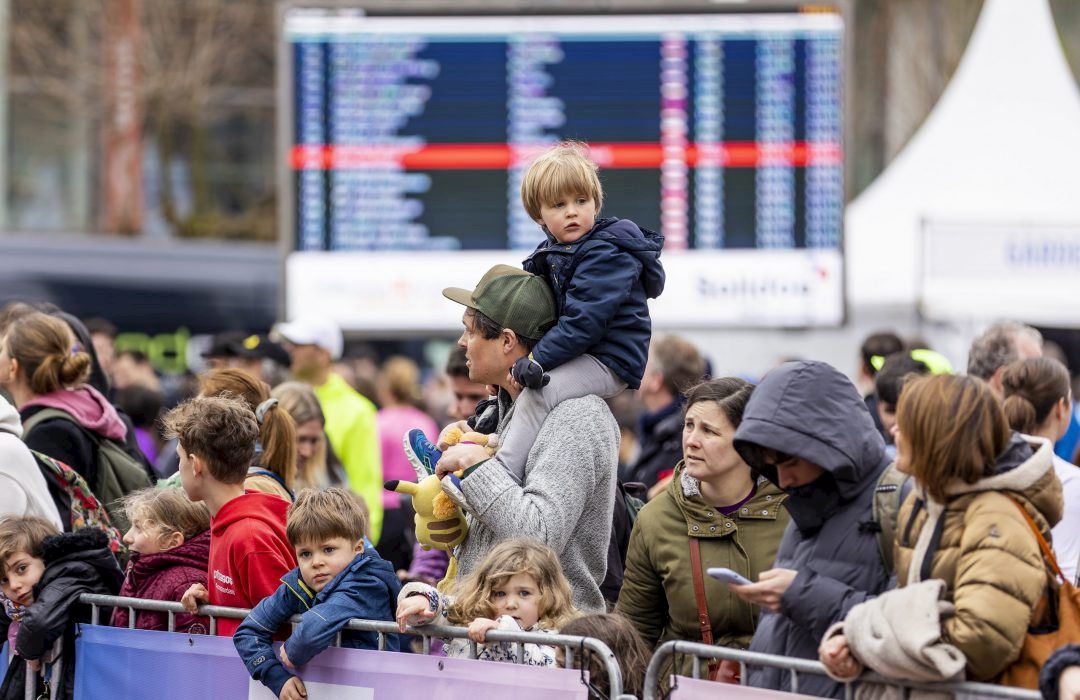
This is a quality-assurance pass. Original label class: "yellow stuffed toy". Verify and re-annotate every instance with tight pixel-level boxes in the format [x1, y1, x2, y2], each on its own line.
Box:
[386, 429, 497, 592]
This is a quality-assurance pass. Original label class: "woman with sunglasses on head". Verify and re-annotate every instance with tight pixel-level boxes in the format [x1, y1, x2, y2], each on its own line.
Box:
[616, 377, 789, 687]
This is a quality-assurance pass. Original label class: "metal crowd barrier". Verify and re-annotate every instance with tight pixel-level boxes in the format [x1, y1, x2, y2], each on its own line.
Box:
[61, 593, 632, 700]
[642, 640, 1043, 700]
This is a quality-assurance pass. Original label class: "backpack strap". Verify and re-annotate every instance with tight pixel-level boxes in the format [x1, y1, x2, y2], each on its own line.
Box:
[871, 462, 912, 574]
[688, 537, 720, 679]
[19, 407, 80, 438]
[1006, 494, 1064, 582]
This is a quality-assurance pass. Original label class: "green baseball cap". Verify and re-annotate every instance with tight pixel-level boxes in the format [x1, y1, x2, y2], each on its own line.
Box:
[443, 264, 557, 340]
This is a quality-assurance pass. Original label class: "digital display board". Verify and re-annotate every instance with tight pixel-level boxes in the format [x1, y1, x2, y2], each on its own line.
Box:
[282, 10, 846, 329]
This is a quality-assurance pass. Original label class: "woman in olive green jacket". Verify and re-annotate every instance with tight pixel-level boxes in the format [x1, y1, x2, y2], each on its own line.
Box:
[616, 378, 790, 680]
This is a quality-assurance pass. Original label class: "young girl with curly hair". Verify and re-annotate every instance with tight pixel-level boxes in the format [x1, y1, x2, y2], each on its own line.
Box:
[396, 539, 577, 666]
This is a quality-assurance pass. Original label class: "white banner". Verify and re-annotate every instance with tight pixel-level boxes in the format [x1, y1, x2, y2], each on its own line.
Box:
[286, 249, 843, 332]
[920, 221, 1080, 325]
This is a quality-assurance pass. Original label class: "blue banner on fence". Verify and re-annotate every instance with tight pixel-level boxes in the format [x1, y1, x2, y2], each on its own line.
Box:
[74, 625, 589, 699]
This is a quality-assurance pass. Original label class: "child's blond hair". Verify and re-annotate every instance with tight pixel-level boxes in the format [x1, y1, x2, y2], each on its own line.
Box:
[0, 516, 59, 573]
[121, 487, 210, 545]
[285, 487, 368, 547]
[520, 141, 604, 223]
[448, 539, 577, 629]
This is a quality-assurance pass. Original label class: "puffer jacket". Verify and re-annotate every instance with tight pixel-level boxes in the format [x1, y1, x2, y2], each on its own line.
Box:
[617, 464, 789, 681]
[895, 433, 1062, 682]
[733, 360, 893, 698]
[110, 529, 210, 634]
[523, 217, 665, 389]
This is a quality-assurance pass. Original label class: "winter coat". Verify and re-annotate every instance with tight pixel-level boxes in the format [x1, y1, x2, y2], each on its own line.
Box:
[621, 399, 684, 489]
[398, 582, 559, 666]
[0, 529, 123, 700]
[823, 580, 965, 700]
[733, 360, 893, 698]
[617, 464, 789, 680]
[0, 395, 61, 527]
[20, 386, 150, 488]
[894, 433, 1062, 682]
[234, 548, 401, 697]
[110, 530, 210, 634]
[522, 217, 665, 389]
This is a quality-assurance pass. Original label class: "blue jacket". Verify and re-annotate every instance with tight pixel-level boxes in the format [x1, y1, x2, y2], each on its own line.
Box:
[233, 548, 401, 697]
[523, 217, 665, 389]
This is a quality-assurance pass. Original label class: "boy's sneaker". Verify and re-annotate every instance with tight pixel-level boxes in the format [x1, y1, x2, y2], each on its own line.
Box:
[403, 429, 442, 477]
[440, 472, 473, 516]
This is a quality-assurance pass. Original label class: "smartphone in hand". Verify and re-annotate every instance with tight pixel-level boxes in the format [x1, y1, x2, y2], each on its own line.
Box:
[707, 567, 753, 586]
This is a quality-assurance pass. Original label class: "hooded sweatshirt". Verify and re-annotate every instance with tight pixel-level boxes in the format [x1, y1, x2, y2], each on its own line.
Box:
[111, 529, 211, 634]
[208, 492, 296, 636]
[733, 361, 893, 698]
[20, 385, 138, 488]
[0, 396, 61, 528]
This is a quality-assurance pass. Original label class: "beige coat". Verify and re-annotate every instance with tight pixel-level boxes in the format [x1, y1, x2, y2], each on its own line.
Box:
[894, 434, 1063, 682]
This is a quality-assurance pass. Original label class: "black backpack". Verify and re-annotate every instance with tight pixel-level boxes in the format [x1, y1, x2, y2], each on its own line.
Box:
[601, 481, 646, 605]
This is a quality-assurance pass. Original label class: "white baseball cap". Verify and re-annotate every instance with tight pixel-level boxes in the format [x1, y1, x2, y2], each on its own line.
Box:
[274, 316, 344, 360]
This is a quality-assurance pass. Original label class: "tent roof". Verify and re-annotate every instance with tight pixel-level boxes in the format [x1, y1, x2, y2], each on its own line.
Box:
[844, 0, 1080, 308]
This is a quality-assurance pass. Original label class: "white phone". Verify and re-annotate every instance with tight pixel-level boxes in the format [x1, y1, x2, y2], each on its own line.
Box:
[707, 567, 753, 586]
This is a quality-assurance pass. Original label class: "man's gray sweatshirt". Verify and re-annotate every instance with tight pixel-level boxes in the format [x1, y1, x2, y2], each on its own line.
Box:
[458, 392, 619, 614]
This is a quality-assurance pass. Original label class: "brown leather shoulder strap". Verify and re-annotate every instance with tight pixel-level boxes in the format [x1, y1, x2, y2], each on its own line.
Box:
[1006, 495, 1063, 581]
[688, 537, 714, 646]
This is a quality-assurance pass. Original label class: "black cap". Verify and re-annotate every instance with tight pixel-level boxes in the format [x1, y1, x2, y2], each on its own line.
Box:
[202, 332, 290, 366]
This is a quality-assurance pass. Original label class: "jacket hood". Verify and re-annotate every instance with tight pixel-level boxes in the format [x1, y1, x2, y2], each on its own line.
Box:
[0, 395, 21, 438]
[942, 433, 1062, 527]
[39, 528, 124, 590]
[212, 491, 292, 537]
[733, 361, 889, 529]
[669, 462, 787, 536]
[591, 218, 666, 298]
[129, 529, 210, 578]
[22, 385, 128, 442]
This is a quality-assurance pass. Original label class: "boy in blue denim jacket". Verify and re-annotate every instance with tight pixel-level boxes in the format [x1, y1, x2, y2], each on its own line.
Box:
[233, 488, 400, 700]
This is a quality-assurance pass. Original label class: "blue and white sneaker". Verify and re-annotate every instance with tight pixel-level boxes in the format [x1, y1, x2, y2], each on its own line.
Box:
[403, 428, 442, 477]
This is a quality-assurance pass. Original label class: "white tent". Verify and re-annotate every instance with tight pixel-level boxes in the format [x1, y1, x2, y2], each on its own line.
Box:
[844, 0, 1080, 324]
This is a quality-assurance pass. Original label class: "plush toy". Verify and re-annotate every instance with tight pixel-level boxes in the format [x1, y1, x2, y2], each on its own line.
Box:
[386, 457, 470, 593]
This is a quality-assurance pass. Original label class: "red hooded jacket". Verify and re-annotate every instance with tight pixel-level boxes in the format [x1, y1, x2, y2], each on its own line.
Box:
[111, 530, 211, 633]
[207, 492, 295, 636]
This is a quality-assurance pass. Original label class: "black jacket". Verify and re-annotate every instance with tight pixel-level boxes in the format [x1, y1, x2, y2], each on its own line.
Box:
[523, 217, 664, 389]
[733, 361, 892, 698]
[621, 400, 684, 488]
[0, 529, 124, 700]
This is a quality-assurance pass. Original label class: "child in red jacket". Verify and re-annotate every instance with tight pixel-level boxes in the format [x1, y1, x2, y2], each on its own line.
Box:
[111, 487, 211, 634]
[166, 395, 296, 636]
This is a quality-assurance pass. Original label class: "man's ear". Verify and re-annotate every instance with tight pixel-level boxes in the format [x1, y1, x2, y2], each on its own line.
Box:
[190, 453, 206, 479]
[354, 538, 365, 553]
[501, 328, 519, 354]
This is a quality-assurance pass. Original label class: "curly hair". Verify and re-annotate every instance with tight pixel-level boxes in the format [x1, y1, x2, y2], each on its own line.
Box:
[447, 539, 577, 630]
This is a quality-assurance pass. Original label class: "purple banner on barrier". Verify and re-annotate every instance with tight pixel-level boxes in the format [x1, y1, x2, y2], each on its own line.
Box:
[669, 676, 820, 699]
[74, 625, 588, 699]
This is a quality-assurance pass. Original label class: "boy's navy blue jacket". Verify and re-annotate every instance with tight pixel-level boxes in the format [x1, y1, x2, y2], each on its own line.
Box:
[523, 217, 664, 390]
[233, 548, 401, 697]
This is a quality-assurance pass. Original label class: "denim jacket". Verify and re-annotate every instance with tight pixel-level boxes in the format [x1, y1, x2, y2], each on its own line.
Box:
[233, 548, 401, 696]
[523, 217, 664, 389]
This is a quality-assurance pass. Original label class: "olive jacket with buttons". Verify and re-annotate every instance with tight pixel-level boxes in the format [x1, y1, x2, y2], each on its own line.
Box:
[616, 463, 789, 678]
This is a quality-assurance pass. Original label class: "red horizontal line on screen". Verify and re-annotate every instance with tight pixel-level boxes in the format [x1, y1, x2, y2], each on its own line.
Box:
[289, 142, 842, 170]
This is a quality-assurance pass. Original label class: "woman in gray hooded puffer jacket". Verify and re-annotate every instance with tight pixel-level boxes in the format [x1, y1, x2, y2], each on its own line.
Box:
[731, 360, 894, 698]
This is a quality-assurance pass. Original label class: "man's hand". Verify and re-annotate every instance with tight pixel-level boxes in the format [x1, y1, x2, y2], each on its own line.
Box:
[435, 443, 489, 478]
[396, 595, 435, 632]
[279, 676, 307, 700]
[729, 568, 798, 612]
[468, 617, 499, 644]
[510, 356, 549, 391]
[819, 633, 862, 680]
[181, 583, 209, 613]
[279, 645, 295, 670]
[1061, 667, 1080, 700]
